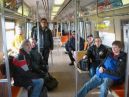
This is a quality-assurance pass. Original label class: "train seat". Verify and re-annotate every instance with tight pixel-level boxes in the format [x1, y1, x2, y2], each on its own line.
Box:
[60, 35, 69, 46]
[0, 64, 28, 97]
[110, 83, 124, 97]
[12, 86, 28, 97]
[73, 50, 87, 62]
[73, 51, 88, 73]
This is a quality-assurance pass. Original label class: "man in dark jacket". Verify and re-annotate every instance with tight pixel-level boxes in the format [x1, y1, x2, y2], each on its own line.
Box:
[31, 18, 53, 66]
[29, 38, 48, 73]
[65, 31, 85, 65]
[12, 40, 45, 97]
[84, 34, 94, 50]
[75, 40, 127, 97]
[85, 37, 108, 77]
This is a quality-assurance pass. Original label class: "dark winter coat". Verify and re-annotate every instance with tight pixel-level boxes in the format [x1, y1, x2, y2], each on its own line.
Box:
[87, 44, 108, 68]
[96, 51, 127, 82]
[65, 36, 85, 51]
[30, 47, 48, 73]
[31, 26, 53, 49]
[11, 49, 40, 89]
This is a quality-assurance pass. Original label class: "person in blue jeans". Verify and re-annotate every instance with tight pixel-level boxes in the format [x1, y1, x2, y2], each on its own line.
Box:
[31, 79, 44, 97]
[82, 37, 108, 77]
[75, 40, 127, 97]
[12, 40, 45, 97]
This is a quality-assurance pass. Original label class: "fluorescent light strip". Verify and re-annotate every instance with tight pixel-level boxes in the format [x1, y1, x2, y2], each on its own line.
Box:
[54, 0, 65, 5]
[51, 13, 57, 16]
[52, 6, 60, 12]
[51, 16, 54, 20]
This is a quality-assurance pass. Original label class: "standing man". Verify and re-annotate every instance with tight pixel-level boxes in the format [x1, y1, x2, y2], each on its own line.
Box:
[32, 18, 53, 69]
[39, 18, 53, 67]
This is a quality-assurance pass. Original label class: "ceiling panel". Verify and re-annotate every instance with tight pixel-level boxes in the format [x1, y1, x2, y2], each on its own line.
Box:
[24, 0, 53, 20]
[24, 0, 97, 21]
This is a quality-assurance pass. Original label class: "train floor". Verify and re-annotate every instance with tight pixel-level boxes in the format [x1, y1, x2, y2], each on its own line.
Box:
[47, 46, 114, 97]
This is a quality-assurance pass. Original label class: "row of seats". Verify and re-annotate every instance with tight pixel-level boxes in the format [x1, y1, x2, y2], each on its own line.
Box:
[0, 64, 28, 97]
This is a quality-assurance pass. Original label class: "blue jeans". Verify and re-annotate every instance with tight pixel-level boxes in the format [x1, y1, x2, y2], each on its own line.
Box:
[89, 66, 97, 78]
[30, 78, 44, 97]
[76, 75, 113, 97]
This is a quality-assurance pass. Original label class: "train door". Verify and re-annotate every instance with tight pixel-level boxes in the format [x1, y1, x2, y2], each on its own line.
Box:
[124, 24, 129, 97]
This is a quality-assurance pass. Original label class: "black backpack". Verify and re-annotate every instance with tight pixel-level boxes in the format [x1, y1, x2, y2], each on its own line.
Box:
[44, 73, 58, 91]
[77, 58, 89, 71]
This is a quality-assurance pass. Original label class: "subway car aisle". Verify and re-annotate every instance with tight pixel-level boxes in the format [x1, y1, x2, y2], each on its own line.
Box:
[48, 47, 76, 97]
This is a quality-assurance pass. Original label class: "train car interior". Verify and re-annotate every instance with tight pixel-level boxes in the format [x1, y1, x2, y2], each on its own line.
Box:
[0, 0, 129, 97]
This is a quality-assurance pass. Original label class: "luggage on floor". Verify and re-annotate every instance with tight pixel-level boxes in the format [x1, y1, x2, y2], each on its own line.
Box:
[44, 73, 58, 91]
[77, 59, 89, 71]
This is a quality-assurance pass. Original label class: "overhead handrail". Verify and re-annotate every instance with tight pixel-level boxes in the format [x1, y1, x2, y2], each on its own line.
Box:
[0, 6, 33, 20]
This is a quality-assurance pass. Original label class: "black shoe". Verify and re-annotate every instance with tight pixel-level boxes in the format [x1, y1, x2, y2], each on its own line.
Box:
[65, 51, 68, 54]
[69, 62, 74, 66]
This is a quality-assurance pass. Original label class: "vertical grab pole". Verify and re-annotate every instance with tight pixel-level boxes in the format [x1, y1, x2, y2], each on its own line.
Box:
[68, 21, 71, 39]
[74, 0, 80, 97]
[50, 51, 53, 66]
[36, 1, 40, 53]
[125, 24, 129, 97]
[1, 3, 12, 97]
[57, 22, 59, 37]
[61, 22, 63, 36]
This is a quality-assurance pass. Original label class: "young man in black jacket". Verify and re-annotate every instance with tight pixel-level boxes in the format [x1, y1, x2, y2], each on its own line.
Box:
[31, 18, 53, 67]
[83, 37, 108, 77]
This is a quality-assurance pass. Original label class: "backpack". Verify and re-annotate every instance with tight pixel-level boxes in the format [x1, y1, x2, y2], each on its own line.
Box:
[77, 58, 89, 71]
[44, 73, 58, 91]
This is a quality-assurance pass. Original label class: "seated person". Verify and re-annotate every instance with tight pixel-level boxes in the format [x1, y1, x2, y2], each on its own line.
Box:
[75, 40, 127, 97]
[12, 39, 44, 97]
[84, 34, 94, 50]
[65, 31, 85, 65]
[29, 38, 58, 91]
[29, 38, 48, 73]
[11, 26, 24, 54]
[82, 37, 108, 77]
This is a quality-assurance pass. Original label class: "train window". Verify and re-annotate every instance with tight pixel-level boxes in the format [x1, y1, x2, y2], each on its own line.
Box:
[5, 21, 15, 49]
[122, 0, 129, 5]
[96, 19, 115, 47]
[5, 22, 15, 29]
